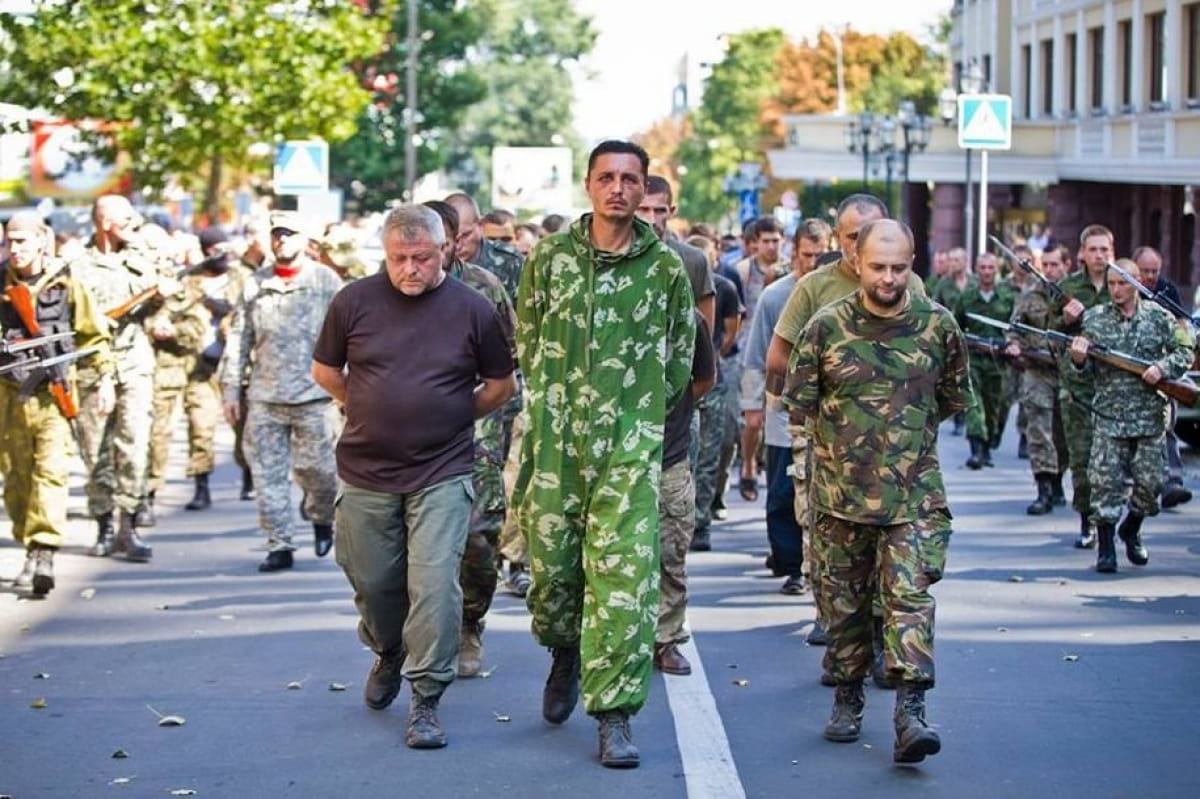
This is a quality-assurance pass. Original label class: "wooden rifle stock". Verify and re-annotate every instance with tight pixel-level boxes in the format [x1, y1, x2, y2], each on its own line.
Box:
[105, 285, 159, 320]
[3, 282, 82, 418]
[963, 333, 1056, 371]
[1086, 350, 1199, 407]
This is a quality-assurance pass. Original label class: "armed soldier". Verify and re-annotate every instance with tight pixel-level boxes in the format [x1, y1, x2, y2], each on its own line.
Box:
[1, 211, 115, 595]
[1068, 258, 1194, 573]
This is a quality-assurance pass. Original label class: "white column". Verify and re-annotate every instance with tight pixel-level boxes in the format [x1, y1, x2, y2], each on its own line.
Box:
[1053, 14, 1065, 117]
[1076, 9, 1087, 114]
[1131, 0, 1145, 110]
[1166, 0, 1182, 110]
[1103, 2, 1117, 112]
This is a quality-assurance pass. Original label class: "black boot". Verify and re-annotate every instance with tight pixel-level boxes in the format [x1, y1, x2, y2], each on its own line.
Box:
[1117, 511, 1149, 566]
[135, 492, 156, 527]
[597, 709, 639, 768]
[114, 511, 153, 562]
[872, 615, 895, 689]
[258, 550, 294, 572]
[965, 437, 984, 470]
[313, 523, 334, 558]
[405, 693, 448, 749]
[30, 545, 55, 596]
[980, 441, 994, 467]
[185, 473, 211, 511]
[240, 468, 254, 501]
[542, 646, 580, 724]
[689, 527, 711, 552]
[823, 680, 865, 742]
[90, 513, 116, 557]
[893, 684, 941, 763]
[1095, 521, 1118, 573]
[1017, 433, 1029, 459]
[12, 548, 36, 588]
[1025, 473, 1054, 516]
[1075, 513, 1096, 549]
[951, 412, 964, 436]
[1050, 473, 1067, 506]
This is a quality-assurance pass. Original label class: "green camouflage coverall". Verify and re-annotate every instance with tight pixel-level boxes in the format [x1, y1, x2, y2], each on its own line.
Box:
[515, 215, 695, 715]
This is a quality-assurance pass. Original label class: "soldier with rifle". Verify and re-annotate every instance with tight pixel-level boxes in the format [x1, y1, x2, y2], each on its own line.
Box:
[1, 211, 115, 595]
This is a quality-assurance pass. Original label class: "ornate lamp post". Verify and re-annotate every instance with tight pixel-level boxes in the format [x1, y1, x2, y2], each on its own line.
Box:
[895, 100, 932, 225]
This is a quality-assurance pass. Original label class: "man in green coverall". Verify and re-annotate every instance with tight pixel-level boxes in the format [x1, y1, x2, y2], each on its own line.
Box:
[515, 140, 695, 769]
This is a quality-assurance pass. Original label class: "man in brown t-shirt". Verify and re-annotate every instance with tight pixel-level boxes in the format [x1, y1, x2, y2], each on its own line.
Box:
[312, 204, 515, 751]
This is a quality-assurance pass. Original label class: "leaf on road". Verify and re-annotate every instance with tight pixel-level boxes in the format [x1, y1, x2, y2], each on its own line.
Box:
[169, 790, 198, 796]
[147, 705, 186, 726]
[1063, 654, 1080, 662]
[727, 663, 738, 669]
[286, 681, 303, 690]
[111, 777, 133, 785]
[218, 614, 235, 621]
[732, 679, 749, 687]
[29, 698, 47, 708]
[1007, 575, 1024, 583]
[80, 587, 97, 599]
[155, 604, 170, 611]
[112, 749, 129, 759]
[494, 713, 511, 723]
[996, 627, 1009, 633]
[328, 682, 348, 692]
[34, 672, 49, 679]
[478, 666, 497, 679]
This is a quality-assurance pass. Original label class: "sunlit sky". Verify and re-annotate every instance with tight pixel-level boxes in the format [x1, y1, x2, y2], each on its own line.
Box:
[570, 0, 954, 142]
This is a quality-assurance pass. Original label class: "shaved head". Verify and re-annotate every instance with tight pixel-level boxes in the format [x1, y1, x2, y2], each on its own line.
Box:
[856, 219, 915, 258]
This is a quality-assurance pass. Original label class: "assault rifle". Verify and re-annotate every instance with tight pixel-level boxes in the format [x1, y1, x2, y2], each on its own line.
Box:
[0, 330, 74, 355]
[989, 235, 1068, 306]
[1105, 259, 1199, 326]
[0, 346, 99, 381]
[963, 333, 1057, 370]
[968, 313, 1199, 407]
[2, 282, 83, 418]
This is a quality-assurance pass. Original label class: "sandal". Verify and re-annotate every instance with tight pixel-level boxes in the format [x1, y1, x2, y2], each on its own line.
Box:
[738, 477, 758, 502]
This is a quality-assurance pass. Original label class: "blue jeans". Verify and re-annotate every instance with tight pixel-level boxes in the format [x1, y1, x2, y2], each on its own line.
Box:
[766, 445, 804, 576]
[334, 475, 473, 699]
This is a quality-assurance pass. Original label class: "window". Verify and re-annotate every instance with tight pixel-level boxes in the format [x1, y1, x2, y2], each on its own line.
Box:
[1066, 33, 1078, 113]
[1189, 3, 1200, 102]
[1119, 19, 1133, 109]
[1022, 44, 1033, 117]
[1041, 39, 1054, 115]
[1148, 12, 1167, 106]
[982, 54, 992, 90]
[1089, 27, 1105, 111]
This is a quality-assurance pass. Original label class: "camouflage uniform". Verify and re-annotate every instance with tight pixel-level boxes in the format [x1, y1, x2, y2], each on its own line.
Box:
[220, 260, 341, 553]
[954, 283, 1016, 446]
[447, 258, 517, 627]
[1055, 272, 1109, 515]
[72, 241, 163, 518]
[784, 290, 970, 687]
[187, 268, 248, 478]
[656, 459, 695, 645]
[1, 261, 115, 549]
[146, 282, 214, 494]
[1006, 283, 1067, 476]
[516, 215, 695, 715]
[1078, 301, 1193, 523]
[472, 238, 523, 304]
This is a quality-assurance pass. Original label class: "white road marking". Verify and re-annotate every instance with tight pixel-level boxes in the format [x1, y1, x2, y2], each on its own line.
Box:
[663, 637, 746, 799]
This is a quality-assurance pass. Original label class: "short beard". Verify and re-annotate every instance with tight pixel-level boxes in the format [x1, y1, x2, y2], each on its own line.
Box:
[867, 286, 907, 309]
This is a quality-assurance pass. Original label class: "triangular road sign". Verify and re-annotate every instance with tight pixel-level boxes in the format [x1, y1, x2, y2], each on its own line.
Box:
[957, 94, 1012, 150]
[274, 140, 328, 193]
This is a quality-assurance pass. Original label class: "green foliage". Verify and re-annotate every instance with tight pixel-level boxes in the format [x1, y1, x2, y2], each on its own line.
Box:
[0, 0, 390, 216]
[331, 0, 487, 212]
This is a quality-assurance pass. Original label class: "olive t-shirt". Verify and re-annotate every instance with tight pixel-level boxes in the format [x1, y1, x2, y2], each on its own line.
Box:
[313, 272, 515, 494]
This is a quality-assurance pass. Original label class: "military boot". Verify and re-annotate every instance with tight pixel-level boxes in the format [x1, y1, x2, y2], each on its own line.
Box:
[1025, 473, 1054, 516]
[90, 513, 116, 557]
[1049, 473, 1067, 506]
[405, 693, 447, 749]
[1117, 511, 1149, 566]
[114, 511, 153, 562]
[1095, 521, 1118, 573]
[458, 620, 484, 678]
[1017, 433, 1029, 459]
[893, 684, 941, 763]
[1075, 513, 1096, 549]
[980, 441, 994, 467]
[135, 492, 156, 527]
[542, 646, 581, 724]
[871, 616, 895, 689]
[823, 680, 865, 742]
[965, 437, 985, 470]
[185, 473, 211, 511]
[312, 522, 334, 557]
[597, 709, 639, 768]
[12, 549, 36, 589]
[240, 468, 254, 501]
[30, 545, 55, 596]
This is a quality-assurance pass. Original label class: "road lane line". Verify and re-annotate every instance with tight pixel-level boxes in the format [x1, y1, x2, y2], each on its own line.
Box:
[663, 637, 746, 799]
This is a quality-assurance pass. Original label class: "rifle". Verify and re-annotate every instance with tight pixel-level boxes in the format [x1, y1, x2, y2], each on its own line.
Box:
[989, 235, 1068, 306]
[1105, 259, 1199, 326]
[104, 285, 160, 321]
[2, 282, 84, 419]
[963, 332, 1057, 370]
[0, 330, 74, 355]
[0, 346, 99, 379]
[968, 313, 1199, 408]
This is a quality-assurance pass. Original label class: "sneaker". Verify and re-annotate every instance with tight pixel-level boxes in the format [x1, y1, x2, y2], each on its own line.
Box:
[780, 574, 806, 595]
[505, 565, 531, 598]
[1162, 482, 1193, 508]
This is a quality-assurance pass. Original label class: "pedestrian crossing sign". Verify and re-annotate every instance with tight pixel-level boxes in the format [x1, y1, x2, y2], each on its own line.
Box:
[957, 94, 1012, 150]
[273, 140, 328, 193]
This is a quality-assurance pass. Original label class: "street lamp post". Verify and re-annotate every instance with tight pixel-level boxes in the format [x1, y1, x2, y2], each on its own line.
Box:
[844, 112, 877, 190]
[895, 101, 932, 226]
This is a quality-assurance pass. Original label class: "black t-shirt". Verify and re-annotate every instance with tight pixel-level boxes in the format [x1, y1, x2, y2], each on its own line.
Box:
[712, 272, 741, 353]
[313, 272, 515, 494]
[662, 311, 716, 469]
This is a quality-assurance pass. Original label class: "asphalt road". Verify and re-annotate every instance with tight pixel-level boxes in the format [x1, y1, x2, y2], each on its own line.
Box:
[2, 421, 1199, 799]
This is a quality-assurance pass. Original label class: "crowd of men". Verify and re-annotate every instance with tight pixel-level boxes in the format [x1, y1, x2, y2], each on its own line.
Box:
[1, 138, 1195, 770]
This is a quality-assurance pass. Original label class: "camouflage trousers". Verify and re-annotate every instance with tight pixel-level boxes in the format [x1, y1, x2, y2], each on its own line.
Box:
[0, 383, 74, 549]
[693, 375, 727, 531]
[1060, 387, 1095, 514]
[966, 362, 1008, 446]
[1089, 432, 1165, 525]
[243, 399, 337, 551]
[714, 356, 742, 509]
[657, 460, 695, 645]
[77, 370, 154, 517]
[1020, 375, 1067, 475]
[523, 461, 661, 715]
[460, 408, 510, 626]
[498, 408, 527, 566]
[813, 513, 936, 687]
[147, 376, 221, 493]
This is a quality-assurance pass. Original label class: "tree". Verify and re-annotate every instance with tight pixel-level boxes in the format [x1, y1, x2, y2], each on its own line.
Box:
[330, 0, 487, 212]
[0, 1, 390, 221]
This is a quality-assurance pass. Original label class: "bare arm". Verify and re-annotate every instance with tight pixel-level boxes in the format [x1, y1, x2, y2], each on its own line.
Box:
[697, 295, 716, 340]
[475, 373, 517, 419]
[312, 361, 348, 405]
[765, 333, 792, 392]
